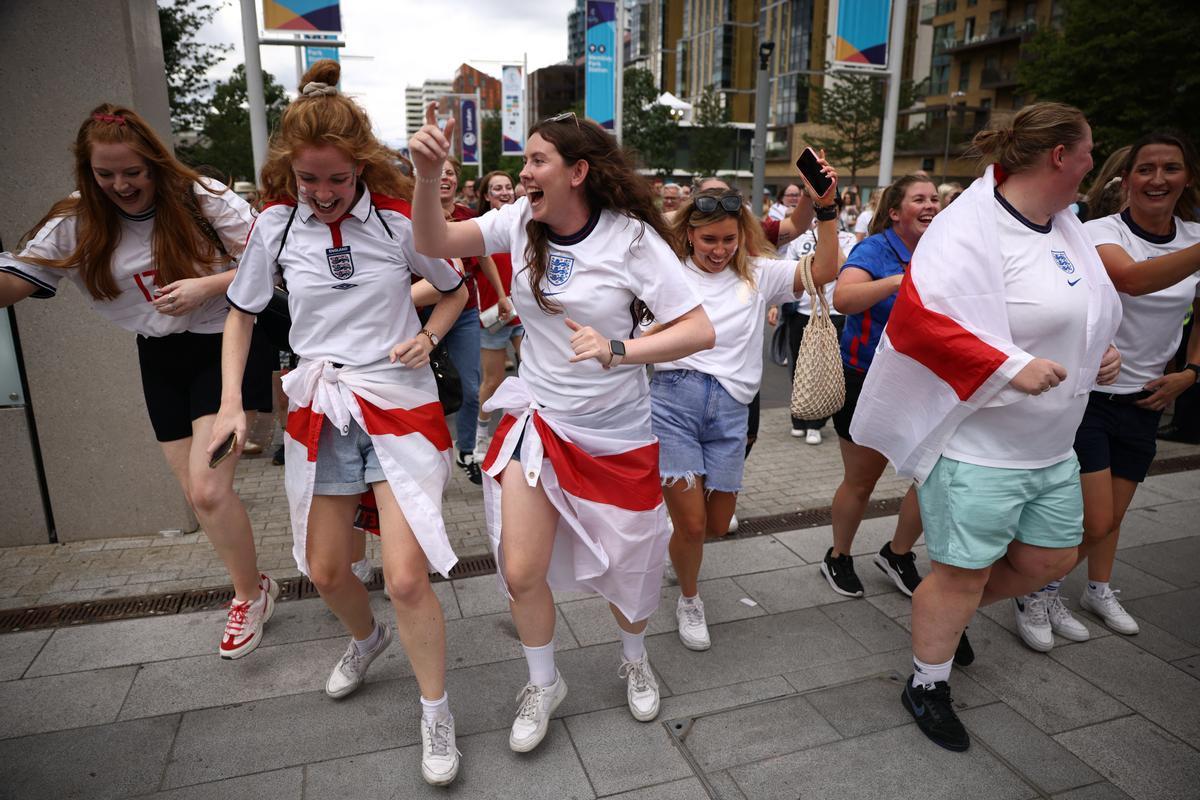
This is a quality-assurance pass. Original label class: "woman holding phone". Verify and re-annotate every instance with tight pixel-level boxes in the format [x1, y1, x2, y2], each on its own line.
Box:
[0, 104, 278, 661]
[409, 104, 714, 752]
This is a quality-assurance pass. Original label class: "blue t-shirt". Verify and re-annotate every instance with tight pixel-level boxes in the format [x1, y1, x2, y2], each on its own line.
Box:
[838, 227, 911, 372]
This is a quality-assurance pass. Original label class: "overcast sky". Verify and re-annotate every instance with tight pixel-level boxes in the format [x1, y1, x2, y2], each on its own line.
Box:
[199, 0, 577, 146]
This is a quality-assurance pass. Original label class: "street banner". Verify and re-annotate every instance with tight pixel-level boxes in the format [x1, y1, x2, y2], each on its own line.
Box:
[263, 0, 342, 33]
[584, 0, 617, 129]
[460, 97, 480, 166]
[303, 34, 340, 70]
[501, 65, 525, 155]
[831, 0, 892, 70]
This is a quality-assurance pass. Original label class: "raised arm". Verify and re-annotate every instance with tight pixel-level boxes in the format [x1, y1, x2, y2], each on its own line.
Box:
[792, 154, 840, 292]
[0, 273, 38, 307]
[408, 102, 486, 259]
[1097, 241, 1200, 297]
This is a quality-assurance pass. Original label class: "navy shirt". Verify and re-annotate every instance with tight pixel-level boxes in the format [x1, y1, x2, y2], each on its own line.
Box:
[838, 227, 910, 372]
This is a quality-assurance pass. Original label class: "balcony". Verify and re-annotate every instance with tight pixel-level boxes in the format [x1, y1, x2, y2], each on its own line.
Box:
[980, 66, 1018, 89]
[944, 19, 1037, 54]
[919, 2, 936, 24]
[935, 0, 957, 14]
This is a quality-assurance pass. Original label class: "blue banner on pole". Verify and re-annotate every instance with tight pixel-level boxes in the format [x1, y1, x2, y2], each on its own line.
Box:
[460, 98, 479, 166]
[501, 65, 525, 155]
[303, 45, 339, 70]
[584, 0, 617, 129]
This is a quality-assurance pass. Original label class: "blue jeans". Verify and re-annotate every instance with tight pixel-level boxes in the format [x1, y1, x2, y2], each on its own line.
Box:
[443, 307, 482, 454]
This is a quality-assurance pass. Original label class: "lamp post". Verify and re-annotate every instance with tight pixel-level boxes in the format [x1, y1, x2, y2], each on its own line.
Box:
[751, 41, 775, 208]
[941, 90, 967, 183]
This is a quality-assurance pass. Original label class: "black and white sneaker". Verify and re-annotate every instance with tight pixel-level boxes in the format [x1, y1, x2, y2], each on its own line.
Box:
[820, 547, 864, 597]
[456, 450, 482, 485]
[873, 542, 922, 597]
[901, 677, 970, 752]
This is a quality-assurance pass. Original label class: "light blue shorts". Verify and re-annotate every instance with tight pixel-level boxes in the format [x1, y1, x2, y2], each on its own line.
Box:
[313, 418, 385, 495]
[650, 369, 749, 494]
[479, 322, 524, 351]
[917, 455, 1083, 570]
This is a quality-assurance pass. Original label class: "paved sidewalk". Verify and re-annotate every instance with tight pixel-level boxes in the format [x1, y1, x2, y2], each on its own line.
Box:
[1, 470, 1197, 799]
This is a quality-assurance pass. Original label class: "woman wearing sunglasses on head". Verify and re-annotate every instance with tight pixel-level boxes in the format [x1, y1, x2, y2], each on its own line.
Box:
[653, 157, 841, 651]
[409, 105, 714, 752]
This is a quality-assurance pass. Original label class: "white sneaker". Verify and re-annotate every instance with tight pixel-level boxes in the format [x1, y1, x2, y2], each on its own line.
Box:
[727, 514, 739, 534]
[350, 558, 373, 584]
[1046, 592, 1090, 642]
[1013, 594, 1053, 652]
[805, 428, 822, 445]
[790, 426, 805, 438]
[1081, 587, 1140, 635]
[509, 673, 568, 752]
[325, 623, 392, 698]
[475, 431, 490, 457]
[676, 595, 711, 651]
[618, 654, 660, 721]
[219, 574, 279, 659]
[420, 715, 461, 786]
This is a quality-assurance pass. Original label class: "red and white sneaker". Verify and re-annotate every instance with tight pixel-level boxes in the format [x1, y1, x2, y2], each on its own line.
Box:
[219, 574, 280, 660]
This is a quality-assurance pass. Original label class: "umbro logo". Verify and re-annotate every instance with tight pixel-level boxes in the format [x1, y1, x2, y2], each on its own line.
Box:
[330, 283, 358, 291]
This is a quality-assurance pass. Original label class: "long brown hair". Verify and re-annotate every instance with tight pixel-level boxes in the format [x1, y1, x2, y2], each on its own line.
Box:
[521, 115, 670, 314]
[668, 189, 775, 288]
[1084, 145, 1131, 221]
[260, 60, 412, 203]
[868, 175, 936, 236]
[1122, 131, 1199, 223]
[20, 104, 230, 301]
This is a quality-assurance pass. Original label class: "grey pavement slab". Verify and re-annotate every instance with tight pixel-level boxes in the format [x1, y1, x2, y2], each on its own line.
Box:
[0, 714, 179, 800]
[452, 572, 510, 618]
[647, 608, 869, 694]
[606, 777, 708, 800]
[1122, 586, 1200, 647]
[129, 768, 304, 800]
[1049, 635, 1200, 748]
[1117, 502, 1200, 552]
[781, 648, 910, 693]
[696, 535, 805, 580]
[730, 563, 854, 613]
[865, 588, 915, 619]
[1054, 715, 1200, 800]
[706, 771, 748, 800]
[1173, 653, 1200, 680]
[303, 721, 596, 799]
[1119, 616, 1200, 663]
[565, 707, 694, 796]
[726, 724, 1035, 800]
[819, 597, 912, 653]
[27, 611, 219, 677]
[0, 629, 50, 681]
[1058, 557, 1181, 603]
[1115, 537, 1200, 589]
[958, 703, 1101, 795]
[674, 693, 841, 772]
[0, 665, 136, 739]
[1051, 785, 1133, 800]
[658, 675, 795, 721]
[804, 671, 994, 739]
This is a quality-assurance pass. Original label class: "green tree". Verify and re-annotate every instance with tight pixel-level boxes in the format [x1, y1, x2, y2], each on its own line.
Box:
[621, 67, 677, 176]
[1018, 0, 1200, 164]
[690, 84, 732, 178]
[807, 69, 922, 184]
[186, 65, 288, 183]
[158, 0, 231, 134]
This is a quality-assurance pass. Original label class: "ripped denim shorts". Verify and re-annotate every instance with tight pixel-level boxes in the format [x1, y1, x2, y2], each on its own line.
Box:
[649, 369, 749, 494]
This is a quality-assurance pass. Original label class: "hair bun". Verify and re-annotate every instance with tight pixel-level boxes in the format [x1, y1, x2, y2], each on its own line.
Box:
[301, 81, 338, 97]
[299, 59, 341, 94]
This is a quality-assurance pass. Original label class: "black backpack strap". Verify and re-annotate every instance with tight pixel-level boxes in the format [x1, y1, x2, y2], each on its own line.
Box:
[275, 204, 298, 265]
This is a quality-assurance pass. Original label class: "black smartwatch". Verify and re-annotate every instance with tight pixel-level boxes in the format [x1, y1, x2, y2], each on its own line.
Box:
[1185, 363, 1200, 384]
[607, 339, 626, 369]
[814, 203, 838, 222]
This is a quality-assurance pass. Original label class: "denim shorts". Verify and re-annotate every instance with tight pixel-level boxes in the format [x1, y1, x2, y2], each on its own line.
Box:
[917, 455, 1083, 570]
[480, 322, 524, 351]
[650, 369, 749, 494]
[313, 417, 385, 495]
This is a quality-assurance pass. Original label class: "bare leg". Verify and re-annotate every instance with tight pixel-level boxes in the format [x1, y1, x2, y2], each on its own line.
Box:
[664, 477, 707, 598]
[980, 541, 1078, 606]
[306, 494, 375, 639]
[478, 347, 509, 426]
[704, 490, 739, 540]
[373, 481, 446, 701]
[1085, 476, 1139, 582]
[609, 603, 649, 634]
[499, 461, 561, 647]
[890, 485, 923, 554]
[911, 561, 990, 664]
[830, 437, 888, 556]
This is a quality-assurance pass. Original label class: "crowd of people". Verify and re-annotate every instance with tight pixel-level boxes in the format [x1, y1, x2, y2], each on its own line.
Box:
[2, 59, 1198, 782]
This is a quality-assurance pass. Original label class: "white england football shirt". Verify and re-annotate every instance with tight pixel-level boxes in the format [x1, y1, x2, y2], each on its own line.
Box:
[0, 179, 252, 336]
[227, 187, 463, 367]
[1086, 210, 1200, 394]
[474, 197, 701, 418]
[943, 192, 1093, 469]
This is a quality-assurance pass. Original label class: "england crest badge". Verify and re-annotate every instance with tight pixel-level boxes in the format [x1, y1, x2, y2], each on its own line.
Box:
[1052, 250, 1075, 275]
[327, 246, 355, 280]
[547, 253, 574, 287]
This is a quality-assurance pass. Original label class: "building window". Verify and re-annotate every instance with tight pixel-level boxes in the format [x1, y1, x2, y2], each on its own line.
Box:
[933, 23, 955, 55]
[958, 59, 971, 92]
[930, 64, 950, 95]
[988, 10, 1004, 36]
[935, 0, 957, 14]
[963, 17, 974, 40]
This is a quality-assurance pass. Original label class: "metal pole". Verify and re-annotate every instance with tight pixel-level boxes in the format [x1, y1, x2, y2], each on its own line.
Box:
[751, 39, 774, 209]
[239, 0, 268, 183]
[615, 0, 624, 145]
[942, 112, 951, 184]
[876, 0, 909, 187]
[476, 89, 483, 178]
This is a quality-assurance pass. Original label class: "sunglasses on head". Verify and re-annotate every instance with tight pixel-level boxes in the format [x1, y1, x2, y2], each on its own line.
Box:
[544, 111, 580, 127]
[693, 193, 743, 214]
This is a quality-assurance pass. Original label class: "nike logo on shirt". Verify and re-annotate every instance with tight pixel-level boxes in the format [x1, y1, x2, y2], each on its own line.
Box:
[1067, 278, 1082, 286]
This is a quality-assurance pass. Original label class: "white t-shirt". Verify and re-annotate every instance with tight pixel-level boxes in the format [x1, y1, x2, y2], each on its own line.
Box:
[854, 208, 874, 236]
[1085, 210, 1200, 393]
[657, 256, 800, 403]
[474, 197, 701, 419]
[227, 187, 462, 368]
[767, 202, 790, 221]
[0, 179, 252, 336]
[943, 193, 1093, 469]
[782, 227, 857, 316]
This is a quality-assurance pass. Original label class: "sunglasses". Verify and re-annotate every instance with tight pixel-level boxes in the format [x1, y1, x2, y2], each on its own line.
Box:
[693, 193, 744, 214]
[544, 111, 580, 127]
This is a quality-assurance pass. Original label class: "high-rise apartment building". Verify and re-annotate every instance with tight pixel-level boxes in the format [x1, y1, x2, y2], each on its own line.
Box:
[453, 64, 502, 113]
[404, 78, 453, 138]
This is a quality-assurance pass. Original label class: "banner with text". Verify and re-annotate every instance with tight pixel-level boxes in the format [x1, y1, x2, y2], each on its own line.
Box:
[460, 97, 479, 166]
[831, 0, 892, 70]
[584, 0, 617, 129]
[501, 65, 525, 155]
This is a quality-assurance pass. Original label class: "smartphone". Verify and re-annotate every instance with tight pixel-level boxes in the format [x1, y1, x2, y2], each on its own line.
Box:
[209, 432, 237, 469]
[795, 147, 833, 198]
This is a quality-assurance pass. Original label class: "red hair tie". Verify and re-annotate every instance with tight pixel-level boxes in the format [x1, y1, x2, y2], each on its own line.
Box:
[92, 112, 126, 126]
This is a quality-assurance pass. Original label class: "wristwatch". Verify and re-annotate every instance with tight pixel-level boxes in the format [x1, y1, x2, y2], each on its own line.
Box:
[419, 328, 439, 347]
[607, 339, 626, 369]
[1185, 363, 1200, 383]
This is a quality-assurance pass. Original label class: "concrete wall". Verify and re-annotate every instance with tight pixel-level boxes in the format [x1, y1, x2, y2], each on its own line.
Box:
[0, 409, 47, 546]
[0, 0, 195, 541]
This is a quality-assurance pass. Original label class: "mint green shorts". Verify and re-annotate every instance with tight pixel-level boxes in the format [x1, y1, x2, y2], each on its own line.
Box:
[917, 455, 1083, 570]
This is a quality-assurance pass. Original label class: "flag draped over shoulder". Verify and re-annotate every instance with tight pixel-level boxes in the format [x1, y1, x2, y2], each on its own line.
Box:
[849, 165, 1121, 483]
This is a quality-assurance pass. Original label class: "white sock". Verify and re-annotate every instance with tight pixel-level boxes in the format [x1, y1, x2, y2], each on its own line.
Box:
[619, 628, 646, 662]
[1087, 580, 1110, 596]
[353, 620, 382, 655]
[679, 592, 699, 604]
[522, 641, 557, 687]
[476, 419, 490, 436]
[912, 655, 953, 688]
[1041, 577, 1064, 594]
[420, 692, 451, 723]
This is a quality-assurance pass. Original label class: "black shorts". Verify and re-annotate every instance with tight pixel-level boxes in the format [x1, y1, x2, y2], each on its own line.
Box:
[832, 364, 866, 443]
[136, 329, 274, 442]
[1073, 390, 1162, 482]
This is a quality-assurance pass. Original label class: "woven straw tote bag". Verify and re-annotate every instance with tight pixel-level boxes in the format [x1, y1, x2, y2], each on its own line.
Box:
[789, 255, 846, 420]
